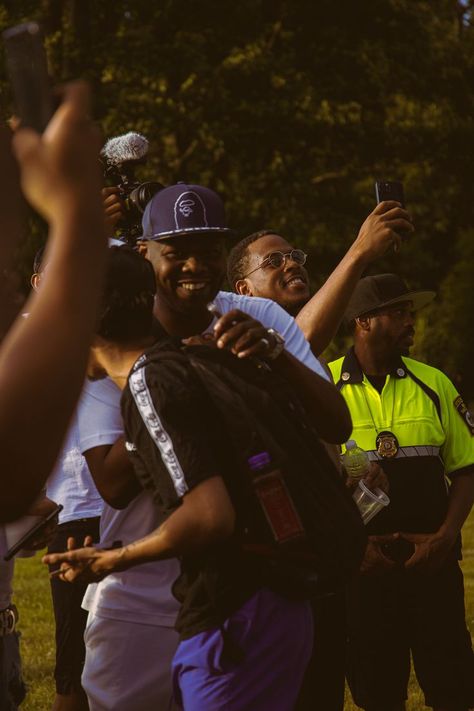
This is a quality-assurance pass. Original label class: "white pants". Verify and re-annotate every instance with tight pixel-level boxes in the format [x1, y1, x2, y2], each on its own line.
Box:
[82, 612, 179, 711]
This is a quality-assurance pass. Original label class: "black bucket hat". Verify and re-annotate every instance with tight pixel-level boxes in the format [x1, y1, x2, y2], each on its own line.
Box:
[345, 273, 436, 323]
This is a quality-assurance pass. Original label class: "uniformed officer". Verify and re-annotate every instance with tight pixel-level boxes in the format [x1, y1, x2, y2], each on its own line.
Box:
[329, 273, 474, 711]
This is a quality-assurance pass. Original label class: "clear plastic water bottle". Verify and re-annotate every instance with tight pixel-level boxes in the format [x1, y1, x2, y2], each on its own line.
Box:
[341, 440, 370, 481]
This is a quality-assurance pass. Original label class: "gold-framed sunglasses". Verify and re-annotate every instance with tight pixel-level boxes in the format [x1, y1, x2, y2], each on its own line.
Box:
[243, 249, 307, 278]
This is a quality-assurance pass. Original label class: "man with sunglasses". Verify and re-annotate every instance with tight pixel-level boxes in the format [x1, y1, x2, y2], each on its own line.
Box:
[328, 274, 474, 711]
[227, 200, 413, 356]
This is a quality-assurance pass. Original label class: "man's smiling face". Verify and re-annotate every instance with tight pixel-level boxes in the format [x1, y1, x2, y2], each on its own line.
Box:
[145, 234, 226, 314]
[237, 234, 311, 315]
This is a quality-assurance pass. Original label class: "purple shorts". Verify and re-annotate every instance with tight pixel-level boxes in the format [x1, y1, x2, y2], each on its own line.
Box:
[172, 588, 313, 711]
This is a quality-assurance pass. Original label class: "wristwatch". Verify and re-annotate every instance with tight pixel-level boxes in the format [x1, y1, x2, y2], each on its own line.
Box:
[265, 328, 285, 360]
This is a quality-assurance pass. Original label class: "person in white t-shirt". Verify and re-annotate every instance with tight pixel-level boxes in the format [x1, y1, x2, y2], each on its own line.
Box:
[76, 376, 180, 711]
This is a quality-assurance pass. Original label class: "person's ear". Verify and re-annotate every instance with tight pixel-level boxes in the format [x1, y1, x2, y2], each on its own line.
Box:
[136, 241, 149, 258]
[235, 278, 252, 296]
[355, 315, 371, 332]
[30, 273, 41, 291]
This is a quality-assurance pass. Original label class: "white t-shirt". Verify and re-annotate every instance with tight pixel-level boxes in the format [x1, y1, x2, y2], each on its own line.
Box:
[78, 292, 327, 626]
[47, 410, 104, 524]
[78, 378, 179, 627]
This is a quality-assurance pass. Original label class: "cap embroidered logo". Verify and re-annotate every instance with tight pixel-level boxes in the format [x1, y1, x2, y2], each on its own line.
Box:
[174, 191, 208, 230]
[178, 199, 195, 217]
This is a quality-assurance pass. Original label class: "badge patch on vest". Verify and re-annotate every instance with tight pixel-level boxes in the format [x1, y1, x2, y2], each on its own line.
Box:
[376, 430, 399, 458]
[454, 396, 474, 435]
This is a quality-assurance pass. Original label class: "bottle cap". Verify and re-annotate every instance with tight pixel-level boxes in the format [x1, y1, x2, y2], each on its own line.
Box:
[248, 452, 271, 470]
[346, 439, 357, 450]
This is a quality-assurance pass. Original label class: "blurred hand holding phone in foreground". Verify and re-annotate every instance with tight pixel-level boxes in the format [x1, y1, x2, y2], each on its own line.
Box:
[0, 21, 108, 524]
[3, 22, 53, 133]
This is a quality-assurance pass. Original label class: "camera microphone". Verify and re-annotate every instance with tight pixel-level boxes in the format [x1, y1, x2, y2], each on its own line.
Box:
[101, 131, 149, 167]
[101, 131, 164, 245]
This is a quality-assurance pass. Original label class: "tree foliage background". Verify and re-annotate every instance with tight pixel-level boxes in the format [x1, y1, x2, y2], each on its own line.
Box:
[1, 0, 473, 396]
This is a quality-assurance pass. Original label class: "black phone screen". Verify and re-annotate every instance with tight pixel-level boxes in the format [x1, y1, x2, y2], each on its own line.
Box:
[3, 22, 53, 132]
[375, 181, 405, 208]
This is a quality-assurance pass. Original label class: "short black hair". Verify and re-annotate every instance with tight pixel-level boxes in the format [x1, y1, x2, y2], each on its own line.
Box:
[97, 246, 156, 343]
[33, 245, 46, 274]
[226, 230, 276, 291]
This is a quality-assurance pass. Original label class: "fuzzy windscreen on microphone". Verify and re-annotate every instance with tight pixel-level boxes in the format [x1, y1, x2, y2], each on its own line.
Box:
[101, 132, 149, 166]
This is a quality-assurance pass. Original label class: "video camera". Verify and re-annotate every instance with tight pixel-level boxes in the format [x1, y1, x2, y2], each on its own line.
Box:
[101, 132, 164, 245]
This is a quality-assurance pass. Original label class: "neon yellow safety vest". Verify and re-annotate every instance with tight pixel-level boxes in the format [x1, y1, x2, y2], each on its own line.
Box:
[329, 348, 474, 535]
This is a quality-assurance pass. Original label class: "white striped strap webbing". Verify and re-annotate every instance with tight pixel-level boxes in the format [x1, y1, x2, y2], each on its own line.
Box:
[128, 364, 189, 498]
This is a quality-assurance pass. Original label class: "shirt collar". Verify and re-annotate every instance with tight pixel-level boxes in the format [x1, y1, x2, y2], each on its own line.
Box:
[339, 347, 408, 385]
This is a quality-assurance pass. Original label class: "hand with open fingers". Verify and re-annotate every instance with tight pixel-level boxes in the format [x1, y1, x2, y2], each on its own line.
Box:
[11, 81, 103, 223]
[102, 186, 125, 234]
[352, 200, 414, 262]
[360, 534, 399, 575]
[400, 530, 456, 572]
[43, 535, 119, 584]
[212, 309, 281, 359]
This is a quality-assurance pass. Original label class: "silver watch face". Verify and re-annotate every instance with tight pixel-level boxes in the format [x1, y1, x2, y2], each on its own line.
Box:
[266, 328, 285, 359]
[267, 328, 285, 346]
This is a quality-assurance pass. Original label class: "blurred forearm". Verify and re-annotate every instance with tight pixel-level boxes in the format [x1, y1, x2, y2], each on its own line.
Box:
[0, 208, 107, 520]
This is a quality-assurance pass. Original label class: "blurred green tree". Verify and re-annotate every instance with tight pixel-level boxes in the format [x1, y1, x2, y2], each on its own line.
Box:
[1, 0, 473, 394]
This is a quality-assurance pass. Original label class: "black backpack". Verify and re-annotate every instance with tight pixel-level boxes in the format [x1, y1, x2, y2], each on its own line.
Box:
[130, 341, 367, 596]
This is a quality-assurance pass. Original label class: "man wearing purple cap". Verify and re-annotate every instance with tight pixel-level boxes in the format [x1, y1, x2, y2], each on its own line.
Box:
[64, 182, 352, 709]
[328, 274, 474, 711]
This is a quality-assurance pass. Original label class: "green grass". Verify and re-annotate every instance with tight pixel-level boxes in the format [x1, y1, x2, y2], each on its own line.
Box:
[12, 511, 474, 710]
[14, 552, 56, 710]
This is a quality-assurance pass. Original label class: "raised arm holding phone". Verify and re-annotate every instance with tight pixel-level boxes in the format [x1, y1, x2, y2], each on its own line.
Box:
[296, 196, 413, 356]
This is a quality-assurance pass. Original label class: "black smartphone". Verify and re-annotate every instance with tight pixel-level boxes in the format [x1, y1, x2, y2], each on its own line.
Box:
[375, 180, 405, 208]
[4, 504, 63, 561]
[3, 21, 53, 132]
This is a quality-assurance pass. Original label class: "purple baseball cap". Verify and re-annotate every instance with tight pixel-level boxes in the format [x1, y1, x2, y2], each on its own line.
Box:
[141, 183, 232, 240]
